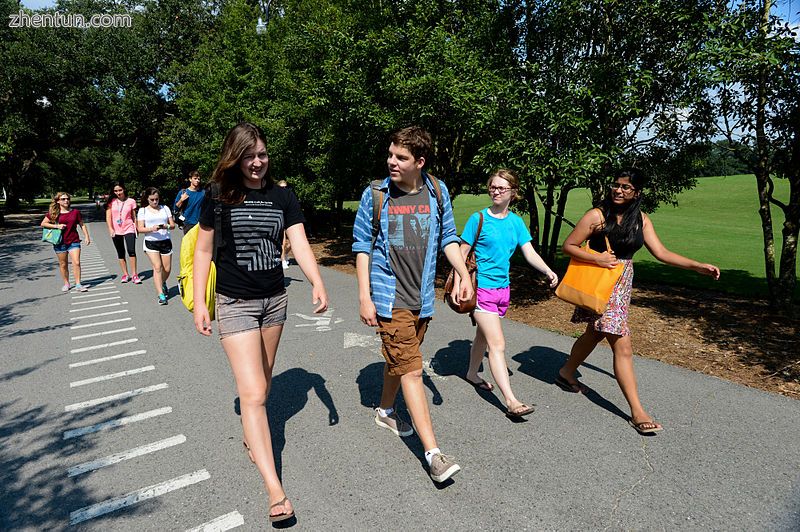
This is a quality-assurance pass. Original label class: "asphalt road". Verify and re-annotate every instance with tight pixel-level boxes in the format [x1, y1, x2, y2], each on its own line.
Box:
[1, 206, 798, 531]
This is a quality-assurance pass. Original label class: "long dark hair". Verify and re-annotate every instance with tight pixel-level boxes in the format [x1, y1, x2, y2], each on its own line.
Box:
[597, 169, 647, 248]
[105, 182, 127, 210]
[211, 122, 272, 205]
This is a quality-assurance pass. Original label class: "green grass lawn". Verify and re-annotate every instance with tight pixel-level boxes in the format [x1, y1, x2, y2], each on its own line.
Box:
[1, 196, 91, 208]
[346, 175, 797, 299]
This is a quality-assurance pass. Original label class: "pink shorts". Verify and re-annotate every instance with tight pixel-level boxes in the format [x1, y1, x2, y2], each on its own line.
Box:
[475, 286, 510, 317]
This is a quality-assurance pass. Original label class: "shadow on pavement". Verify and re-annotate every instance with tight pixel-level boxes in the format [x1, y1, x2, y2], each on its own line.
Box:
[235, 368, 338, 480]
[430, 340, 507, 414]
[0, 396, 156, 529]
[513, 346, 629, 421]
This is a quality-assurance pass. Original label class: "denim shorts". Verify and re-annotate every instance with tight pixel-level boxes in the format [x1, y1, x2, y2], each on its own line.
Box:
[54, 242, 81, 254]
[215, 290, 288, 339]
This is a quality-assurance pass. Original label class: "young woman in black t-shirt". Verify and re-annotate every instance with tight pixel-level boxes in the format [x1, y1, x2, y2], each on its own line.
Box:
[193, 123, 329, 523]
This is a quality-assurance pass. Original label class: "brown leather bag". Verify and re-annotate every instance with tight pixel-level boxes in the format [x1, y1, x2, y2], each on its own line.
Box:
[443, 212, 483, 314]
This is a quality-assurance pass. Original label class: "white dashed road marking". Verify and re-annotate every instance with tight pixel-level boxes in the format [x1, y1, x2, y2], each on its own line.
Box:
[69, 365, 155, 387]
[68, 469, 211, 525]
[64, 383, 168, 411]
[63, 407, 173, 440]
[67, 434, 187, 477]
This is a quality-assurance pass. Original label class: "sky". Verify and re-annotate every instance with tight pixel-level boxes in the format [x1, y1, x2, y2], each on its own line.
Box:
[17, 0, 800, 22]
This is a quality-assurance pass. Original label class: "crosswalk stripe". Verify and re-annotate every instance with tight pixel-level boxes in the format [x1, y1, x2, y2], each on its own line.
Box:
[67, 434, 186, 477]
[186, 511, 245, 531]
[68, 469, 211, 525]
[64, 383, 168, 411]
[63, 407, 172, 439]
[70, 365, 155, 387]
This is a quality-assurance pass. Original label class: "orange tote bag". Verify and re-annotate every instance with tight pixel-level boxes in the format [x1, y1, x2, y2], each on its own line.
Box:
[555, 213, 624, 314]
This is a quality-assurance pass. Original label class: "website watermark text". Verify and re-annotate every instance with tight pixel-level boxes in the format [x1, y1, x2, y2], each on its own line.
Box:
[9, 11, 132, 29]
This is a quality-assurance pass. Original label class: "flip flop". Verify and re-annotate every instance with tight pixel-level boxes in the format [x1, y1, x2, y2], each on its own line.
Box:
[554, 375, 589, 394]
[465, 376, 493, 391]
[269, 497, 295, 523]
[628, 419, 663, 435]
[506, 403, 535, 418]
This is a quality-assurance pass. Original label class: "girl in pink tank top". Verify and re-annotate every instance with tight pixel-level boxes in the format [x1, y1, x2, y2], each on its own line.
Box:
[105, 182, 141, 283]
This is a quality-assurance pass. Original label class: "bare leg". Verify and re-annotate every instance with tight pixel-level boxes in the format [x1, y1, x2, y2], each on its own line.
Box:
[130, 255, 138, 276]
[222, 325, 292, 518]
[145, 251, 163, 296]
[400, 369, 438, 451]
[161, 253, 172, 283]
[466, 323, 490, 386]
[473, 312, 522, 409]
[57, 253, 69, 284]
[606, 334, 661, 429]
[559, 324, 604, 384]
[117, 258, 129, 277]
[379, 365, 401, 410]
[68, 247, 82, 285]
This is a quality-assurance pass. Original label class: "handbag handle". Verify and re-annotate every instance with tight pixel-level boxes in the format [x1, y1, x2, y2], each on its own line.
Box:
[465, 211, 484, 260]
[592, 208, 614, 254]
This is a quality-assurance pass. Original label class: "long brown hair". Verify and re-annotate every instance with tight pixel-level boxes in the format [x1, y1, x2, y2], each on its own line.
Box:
[48, 191, 69, 222]
[211, 123, 271, 204]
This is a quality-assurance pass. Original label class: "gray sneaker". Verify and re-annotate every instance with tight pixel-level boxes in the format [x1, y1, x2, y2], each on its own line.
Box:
[374, 408, 414, 437]
[429, 453, 461, 483]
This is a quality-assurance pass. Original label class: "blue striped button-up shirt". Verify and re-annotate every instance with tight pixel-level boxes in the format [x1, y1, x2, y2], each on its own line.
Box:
[352, 174, 460, 319]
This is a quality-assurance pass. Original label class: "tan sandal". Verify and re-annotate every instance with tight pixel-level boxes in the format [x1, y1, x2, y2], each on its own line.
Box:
[269, 497, 295, 523]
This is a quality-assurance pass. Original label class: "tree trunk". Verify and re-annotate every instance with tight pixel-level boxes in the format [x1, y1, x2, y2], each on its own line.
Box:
[540, 182, 555, 260]
[546, 185, 572, 265]
[525, 185, 541, 251]
[755, 0, 780, 309]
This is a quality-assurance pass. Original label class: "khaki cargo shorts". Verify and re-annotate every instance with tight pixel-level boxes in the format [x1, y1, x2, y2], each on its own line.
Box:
[376, 308, 430, 376]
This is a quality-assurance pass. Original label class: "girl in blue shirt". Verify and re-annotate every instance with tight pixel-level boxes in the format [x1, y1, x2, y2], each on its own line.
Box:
[454, 169, 558, 418]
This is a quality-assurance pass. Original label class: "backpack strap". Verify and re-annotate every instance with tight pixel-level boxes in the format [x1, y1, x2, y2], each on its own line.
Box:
[368, 180, 386, 293]
[208, 183, 223, 263]
[425, 172, 444, 249]
[370, 179, 385, 247]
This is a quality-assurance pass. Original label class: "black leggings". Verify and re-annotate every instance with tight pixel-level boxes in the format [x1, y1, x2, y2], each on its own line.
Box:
[112, 233, 137, 259]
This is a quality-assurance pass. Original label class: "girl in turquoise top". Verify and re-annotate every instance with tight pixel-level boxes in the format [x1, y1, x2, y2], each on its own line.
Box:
[454, 169, 558, 418]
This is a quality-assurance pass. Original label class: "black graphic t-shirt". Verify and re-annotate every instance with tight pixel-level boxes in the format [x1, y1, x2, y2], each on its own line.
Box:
[387, 183, 431, 310]
[198, 184, 304, 299]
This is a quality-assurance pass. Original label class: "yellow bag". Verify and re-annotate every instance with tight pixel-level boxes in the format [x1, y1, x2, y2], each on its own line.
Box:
[177, 224, 217, 321]
[555, 211, 624, 314]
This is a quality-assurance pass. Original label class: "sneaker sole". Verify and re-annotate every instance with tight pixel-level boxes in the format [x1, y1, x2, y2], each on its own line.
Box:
[374, 415, 414, 437]
[430, 463, 461, 483]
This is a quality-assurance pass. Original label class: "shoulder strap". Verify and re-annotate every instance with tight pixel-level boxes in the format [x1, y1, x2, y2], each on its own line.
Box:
[593, 207, 613, 253]
[426, 173, 444, 249]
[426, 173, 443, 218]
[368, 179, 386, 295]
[370, 179, 384, 244]
[467, 211, 484, 255]
[209, 183, 223, 262]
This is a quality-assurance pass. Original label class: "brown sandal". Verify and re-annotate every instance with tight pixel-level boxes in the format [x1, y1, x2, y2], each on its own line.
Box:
[269, 497, 295, 523]
[628, 419, 663, 435]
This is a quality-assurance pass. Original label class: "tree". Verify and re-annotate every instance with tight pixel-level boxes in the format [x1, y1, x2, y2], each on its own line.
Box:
[702, 0, 799, 312]
[477, 0, 715, 264]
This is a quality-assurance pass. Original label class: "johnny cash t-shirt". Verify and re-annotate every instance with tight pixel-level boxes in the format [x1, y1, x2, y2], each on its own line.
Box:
[387, 183, 431, 310]
[198, 183, 304, 299]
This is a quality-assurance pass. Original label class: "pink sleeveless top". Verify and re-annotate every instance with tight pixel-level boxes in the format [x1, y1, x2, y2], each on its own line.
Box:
[110, 198, 137, 235]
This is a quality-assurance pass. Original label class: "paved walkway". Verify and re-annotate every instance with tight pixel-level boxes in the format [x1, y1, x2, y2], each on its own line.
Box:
[0, 211, 798, 530]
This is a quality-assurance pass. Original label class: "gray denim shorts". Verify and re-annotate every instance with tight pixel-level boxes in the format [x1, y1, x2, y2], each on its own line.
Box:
[215, 290, 288, 339]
